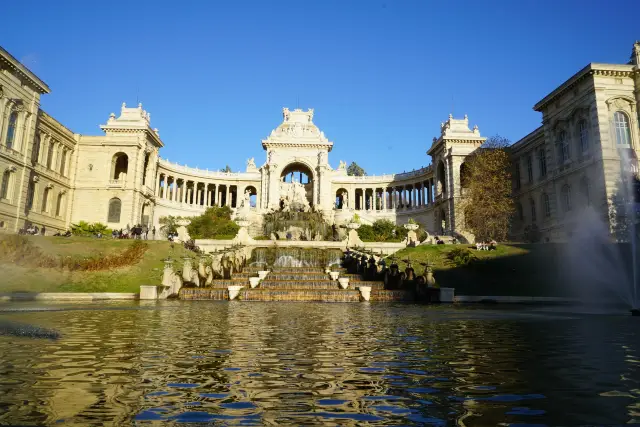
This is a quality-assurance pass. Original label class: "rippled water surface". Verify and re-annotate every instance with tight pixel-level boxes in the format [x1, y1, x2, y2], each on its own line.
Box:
[1, 302, 639, 426]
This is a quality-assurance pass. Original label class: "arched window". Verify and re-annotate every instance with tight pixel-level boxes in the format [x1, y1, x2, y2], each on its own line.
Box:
[55, 193, 64, 217]
[111, 153, 128, 181]
[516, 201, 523, 221]
[460, 162, 470, 188]
[542, 193, 551, 218]
[107, 198, 122, 223]
[437, 161, 446, 195]
[561, 185, 572, 212]
[42, 188, 50, 213]
[530, 198, 537, 222]
[0, 170, 10, 200]
[614, 111, 631, 146]
[578, 120, 589, 153]
[580, 177, 591, 206]
[5, 111, 18, 150]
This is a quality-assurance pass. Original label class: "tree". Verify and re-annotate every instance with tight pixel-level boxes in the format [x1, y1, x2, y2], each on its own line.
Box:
[187, 206, 239, 239]
[460, 135, 514, 242]
[220, 165, 232, 173]
[347, 162, 366, 176]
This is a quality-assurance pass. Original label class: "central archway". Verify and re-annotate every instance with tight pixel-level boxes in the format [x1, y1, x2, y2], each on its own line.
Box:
[280, 162, 314, 210]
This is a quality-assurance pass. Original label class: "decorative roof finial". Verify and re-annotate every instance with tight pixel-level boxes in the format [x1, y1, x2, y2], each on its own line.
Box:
[448, 113, 453, 119]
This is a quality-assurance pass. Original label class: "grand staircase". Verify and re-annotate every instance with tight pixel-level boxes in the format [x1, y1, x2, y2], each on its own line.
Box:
[179, 265, 415, 302]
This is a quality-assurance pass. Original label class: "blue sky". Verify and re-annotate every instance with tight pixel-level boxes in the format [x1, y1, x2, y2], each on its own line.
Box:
[2, 0, 638, 174]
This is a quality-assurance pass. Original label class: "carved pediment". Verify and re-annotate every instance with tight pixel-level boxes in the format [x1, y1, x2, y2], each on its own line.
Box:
[606, 96, 636, 112]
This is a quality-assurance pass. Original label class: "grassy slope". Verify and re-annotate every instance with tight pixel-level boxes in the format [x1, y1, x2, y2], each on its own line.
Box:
[0, 236, 192, 293]
[1, 237, 572, 296]
[391, 243, 570, 297]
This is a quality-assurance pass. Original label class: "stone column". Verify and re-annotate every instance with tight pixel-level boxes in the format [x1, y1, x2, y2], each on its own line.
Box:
[211, 184, 216, 206]
[155, 174, 161, 197]
[372, 189, 377, 212]
[206, 185, 210, 206]
[226, 185, 230, 207]
[180, 180, 186, 203]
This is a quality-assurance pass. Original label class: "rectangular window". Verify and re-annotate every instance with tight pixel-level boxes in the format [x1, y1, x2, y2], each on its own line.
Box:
[558, 131, 569, 164]
[538, 148, 547, 177]
[544, 194, 551, 217]
[60, 150, 67, 176]
[26, 182, 35, 210]
[579, 121, 589, 153]
[514, 162, 521, 190]
[526, 155, 533, 183]
[46, 144, 54, 169]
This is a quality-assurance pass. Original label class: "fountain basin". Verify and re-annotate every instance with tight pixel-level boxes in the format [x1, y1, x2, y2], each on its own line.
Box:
[338, 277, 349, 289]
[329, 272, 340, 281]
[358, 286, 372, 301]
[227, 285, 244, 300]
[258, 270, 269, 280]
[249, 277, 261, 288]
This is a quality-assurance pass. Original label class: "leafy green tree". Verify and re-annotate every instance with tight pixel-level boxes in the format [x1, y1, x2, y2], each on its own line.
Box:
[187, 206, 239, 239]
[347, 162, 366, 176]
[460, 134, 514, 242]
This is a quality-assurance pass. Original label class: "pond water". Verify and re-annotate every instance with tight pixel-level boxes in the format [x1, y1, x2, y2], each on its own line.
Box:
[0, 302, 638, 426]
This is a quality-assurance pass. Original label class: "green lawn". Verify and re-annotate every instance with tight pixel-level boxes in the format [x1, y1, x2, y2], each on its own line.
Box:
[389, 243, 571, 297]
[0, 236, 192, 293]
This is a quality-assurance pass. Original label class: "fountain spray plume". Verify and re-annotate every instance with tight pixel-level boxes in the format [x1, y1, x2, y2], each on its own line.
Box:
[565, 151, 639, 313]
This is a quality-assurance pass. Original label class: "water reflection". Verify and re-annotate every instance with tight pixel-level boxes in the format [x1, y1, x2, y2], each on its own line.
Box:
[0, 302, 638, 425]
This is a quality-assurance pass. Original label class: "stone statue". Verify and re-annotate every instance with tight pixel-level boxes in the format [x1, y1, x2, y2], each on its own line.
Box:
[338, 160, 347, 170]
[182, 257, 200, 287]
[161, 260, 183, 296]
[283, 108, 290, 121]
[341, 190, 349, 209]
[279, 179, 310, 212]
[246, 157, 256, 169]
[241, 189, 251, 208]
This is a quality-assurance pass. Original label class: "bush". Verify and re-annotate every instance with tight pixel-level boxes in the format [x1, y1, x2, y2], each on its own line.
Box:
[446, 247, 476, 267]
[357, 224, 376, 241]
[70, 221, 111, 236]
[187, 206, 239, 239]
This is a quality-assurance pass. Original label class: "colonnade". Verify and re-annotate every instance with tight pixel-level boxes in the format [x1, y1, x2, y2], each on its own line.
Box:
[156, 173, 258, 209]
[337, 179, 437, 211]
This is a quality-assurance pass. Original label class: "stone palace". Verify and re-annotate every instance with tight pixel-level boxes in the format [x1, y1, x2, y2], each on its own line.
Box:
[0, 42, 638, 242]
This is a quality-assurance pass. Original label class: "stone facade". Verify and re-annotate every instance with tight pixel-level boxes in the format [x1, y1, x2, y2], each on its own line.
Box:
[510, 41, 640, 242]
[0, 42, 638, 242]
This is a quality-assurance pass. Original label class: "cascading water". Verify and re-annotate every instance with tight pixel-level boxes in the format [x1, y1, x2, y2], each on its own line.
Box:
[250, 247, 343, 268]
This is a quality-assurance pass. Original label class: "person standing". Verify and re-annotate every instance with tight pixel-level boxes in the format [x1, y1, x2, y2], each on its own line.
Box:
[152, 226, 156, 240]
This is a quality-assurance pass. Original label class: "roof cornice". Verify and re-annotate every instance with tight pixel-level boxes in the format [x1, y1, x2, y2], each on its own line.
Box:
[0, 46, 50, 94]
[534, 63, 635, 112]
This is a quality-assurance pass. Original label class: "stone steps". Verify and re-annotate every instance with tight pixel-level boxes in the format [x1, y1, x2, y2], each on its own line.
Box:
[239, 289, 361, 302]
[179, 287, 411, 302]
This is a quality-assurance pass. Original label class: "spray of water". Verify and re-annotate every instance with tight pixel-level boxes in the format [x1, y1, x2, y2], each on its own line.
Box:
[566, 150, 639, 310]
